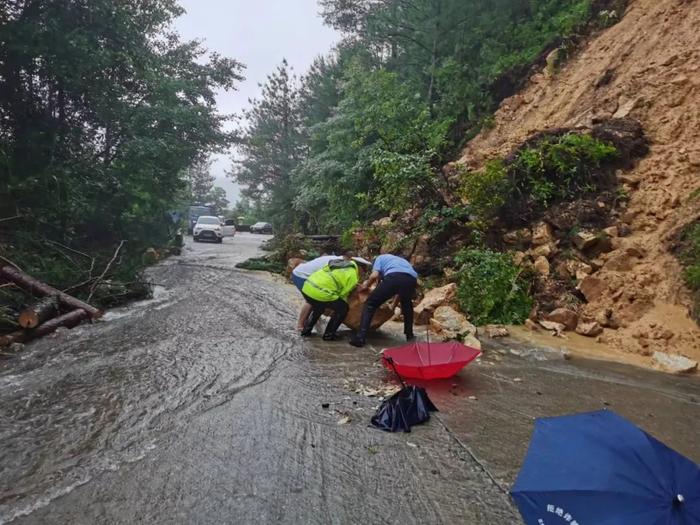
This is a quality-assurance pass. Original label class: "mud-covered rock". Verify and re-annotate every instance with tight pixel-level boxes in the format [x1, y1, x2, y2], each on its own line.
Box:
[539, 320, 565, 336]
[545, 308, 579, 331]
[578, 276, 607, 302]
[576, 321, 604, 337]
[651, 352, 698, 374]
[414, 283, 457, 325]
[573, 231, 600, 251]
[533, 256, 550, 276]
[287, 257, 305, 276]
[532, 222, 554, 246]
[343, 289, 393, 331]
[591, 117, 649, 168]
[595, 308, 619, 329]
[429, 306, 477, 343]
[484, 325, 509, 338]
[503, 228, 532, 246]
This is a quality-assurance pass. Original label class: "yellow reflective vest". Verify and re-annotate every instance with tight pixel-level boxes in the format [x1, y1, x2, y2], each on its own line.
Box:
[302, 261, 359, 302]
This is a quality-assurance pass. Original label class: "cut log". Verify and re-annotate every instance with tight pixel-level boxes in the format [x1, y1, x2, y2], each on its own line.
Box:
[32, 309, 89, 337]
[0, 265, 102, 318]
[0, 310, 89, 348]
[19, 295, 60, 329]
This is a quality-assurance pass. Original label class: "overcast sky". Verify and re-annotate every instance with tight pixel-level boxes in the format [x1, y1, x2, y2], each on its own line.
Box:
[174, 0, 339, 205]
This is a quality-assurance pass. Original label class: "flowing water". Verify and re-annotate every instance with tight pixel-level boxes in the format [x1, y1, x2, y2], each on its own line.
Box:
[1, 234, 698, 524]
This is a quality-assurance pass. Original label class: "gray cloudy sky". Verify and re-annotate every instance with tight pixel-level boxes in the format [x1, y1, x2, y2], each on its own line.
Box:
[174, 0, 339, 205]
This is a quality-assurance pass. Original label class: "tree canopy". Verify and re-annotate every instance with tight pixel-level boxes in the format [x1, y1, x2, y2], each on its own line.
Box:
[0, 0, 243, 245]
[233, 0, 600, 233]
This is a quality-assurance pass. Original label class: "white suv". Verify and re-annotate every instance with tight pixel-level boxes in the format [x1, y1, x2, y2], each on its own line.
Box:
[193, 216, 235, 243]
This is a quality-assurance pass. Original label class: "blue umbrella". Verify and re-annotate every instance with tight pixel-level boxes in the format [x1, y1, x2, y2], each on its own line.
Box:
[511, 410, 700, 525]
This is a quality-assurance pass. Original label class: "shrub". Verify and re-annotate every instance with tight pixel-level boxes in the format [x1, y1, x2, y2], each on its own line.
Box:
[674, 221, 700, 322]
[454, 248, 532, 326]
[461, 132, 619, 225]
[460, 160, 511, 220]
[235, 257, 286, 274]
[512, 133, 618, 207]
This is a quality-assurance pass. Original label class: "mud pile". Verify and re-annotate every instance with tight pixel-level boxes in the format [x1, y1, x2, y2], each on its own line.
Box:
[456, 0, 700, 363]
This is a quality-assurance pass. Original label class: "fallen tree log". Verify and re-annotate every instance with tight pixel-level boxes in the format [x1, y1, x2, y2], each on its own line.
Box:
[32, 309, 89, 337]
[0, 310, 90, 348]
[19, 295, 60, 329]
[0, 265, 102, 318]
[0, 330, 25, 347]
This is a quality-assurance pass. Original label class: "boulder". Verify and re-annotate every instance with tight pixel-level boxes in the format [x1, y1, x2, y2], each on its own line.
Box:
[545, 308, 578, 331]
[603, 226, 619, 238]
[573, 231, 600, 251]
[578, 276, 607, 302]
[533, 256, 550, 276]
[524, 319, 539, 331]
[531, 222, 554, 246]
[484, 325, 509, 338]
[414, 283, 457, 325]
[342, 288, 393, 331]
[573, 231, 613, 255]
[512, 251, 528, 266]
[503, 228, 532, 246]
[538, 320, 566, 336]
[287, 257, 305, 277]
[532, 243, 556, 259]
[595, 308, 618, 329]
[429, 306, 478, 344]
[143, 247, 159, 264]
[575, 321, 603, 337]
[651, 352, 698, 374]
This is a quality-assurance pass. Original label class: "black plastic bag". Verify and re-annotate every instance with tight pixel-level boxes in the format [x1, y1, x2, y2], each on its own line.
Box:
[370, 385, 438, 433]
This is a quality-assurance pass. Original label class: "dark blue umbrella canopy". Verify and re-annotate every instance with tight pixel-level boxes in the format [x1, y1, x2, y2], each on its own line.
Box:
[511, 410, 700, 525]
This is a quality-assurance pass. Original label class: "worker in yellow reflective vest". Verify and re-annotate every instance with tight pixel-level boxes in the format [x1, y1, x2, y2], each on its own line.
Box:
[301, 259, 361, 341]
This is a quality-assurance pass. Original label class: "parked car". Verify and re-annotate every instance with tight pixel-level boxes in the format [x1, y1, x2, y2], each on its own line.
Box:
[250, 222, 273, 234]
[187, 205, 213, 234]
[193, 216, 235, 243]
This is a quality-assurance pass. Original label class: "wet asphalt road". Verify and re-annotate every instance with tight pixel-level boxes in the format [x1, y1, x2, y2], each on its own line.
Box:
[1, 233, 699, 524]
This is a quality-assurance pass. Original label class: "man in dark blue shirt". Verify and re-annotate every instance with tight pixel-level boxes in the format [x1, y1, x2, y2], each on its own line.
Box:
[349, 254, 418, 347]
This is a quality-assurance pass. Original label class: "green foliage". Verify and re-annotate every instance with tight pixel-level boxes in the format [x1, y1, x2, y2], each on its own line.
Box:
[0, 0, 242, 259]
[677, 222, 700, 322]
[679, 223, 700, 290]
[460, 160, 510, 220]
[235, 0, 606, 233]
[235, 257, 286, 274]
[462, 132, 618, 223]
[513, 133, 618, 207]
[231, 60, 302, 233]
[454, 248, 533, 325]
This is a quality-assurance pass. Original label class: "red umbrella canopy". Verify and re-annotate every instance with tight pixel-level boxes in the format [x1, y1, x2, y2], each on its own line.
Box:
[382, 341, 481, 380]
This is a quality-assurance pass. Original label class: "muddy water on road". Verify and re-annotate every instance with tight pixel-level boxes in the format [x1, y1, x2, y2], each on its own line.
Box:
[2, 234, 699, 524]
[0, 235, 300, 522]
[1, 235, 518, 524]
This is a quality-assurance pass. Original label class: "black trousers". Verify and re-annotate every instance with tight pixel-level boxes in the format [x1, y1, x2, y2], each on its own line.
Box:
[302, 292, 349, 336]
[358, 272, 417, 339]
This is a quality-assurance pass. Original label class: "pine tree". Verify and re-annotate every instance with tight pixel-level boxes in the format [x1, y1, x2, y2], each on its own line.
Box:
[231, 60, 302, 230]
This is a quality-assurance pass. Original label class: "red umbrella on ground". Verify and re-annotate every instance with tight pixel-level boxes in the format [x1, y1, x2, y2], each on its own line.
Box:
[381, 340, 481, 380]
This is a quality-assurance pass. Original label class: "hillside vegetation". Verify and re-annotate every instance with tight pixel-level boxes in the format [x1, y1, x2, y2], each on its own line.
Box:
[232, 0, 624, 232]
[0, 0, 241, 313]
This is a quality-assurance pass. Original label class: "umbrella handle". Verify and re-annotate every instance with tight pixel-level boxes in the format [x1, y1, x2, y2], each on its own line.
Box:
[385, 357, 407, 389]
[426, 327, 431, 366]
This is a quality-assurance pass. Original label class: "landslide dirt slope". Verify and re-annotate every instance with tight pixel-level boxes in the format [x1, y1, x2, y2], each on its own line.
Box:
[457, 0, 700, 364]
